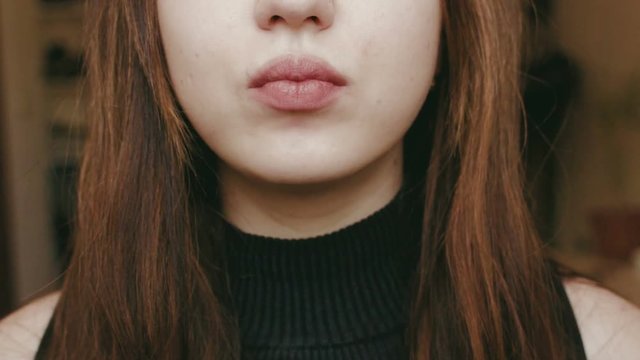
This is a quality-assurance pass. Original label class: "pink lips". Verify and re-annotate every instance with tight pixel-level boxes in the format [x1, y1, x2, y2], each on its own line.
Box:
[248, 55, 347, 111]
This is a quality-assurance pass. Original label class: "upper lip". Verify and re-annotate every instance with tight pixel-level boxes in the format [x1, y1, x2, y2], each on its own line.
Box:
[248, 54, 348, 88]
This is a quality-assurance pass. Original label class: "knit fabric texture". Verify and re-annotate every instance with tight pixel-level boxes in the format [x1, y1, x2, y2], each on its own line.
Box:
[221, 187, 424, 359]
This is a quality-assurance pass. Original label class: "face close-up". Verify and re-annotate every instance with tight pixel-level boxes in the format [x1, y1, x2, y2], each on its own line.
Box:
[158, 0, 442, 186]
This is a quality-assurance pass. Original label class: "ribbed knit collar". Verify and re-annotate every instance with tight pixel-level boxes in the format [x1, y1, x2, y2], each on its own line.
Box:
[220, 186, 424, 352]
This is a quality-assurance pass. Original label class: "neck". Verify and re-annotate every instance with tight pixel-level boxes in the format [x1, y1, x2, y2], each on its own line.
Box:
[219, 144, 404, 239]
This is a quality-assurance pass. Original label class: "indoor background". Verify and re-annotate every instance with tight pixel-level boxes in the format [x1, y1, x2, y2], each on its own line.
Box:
[1, 0, 639, 317]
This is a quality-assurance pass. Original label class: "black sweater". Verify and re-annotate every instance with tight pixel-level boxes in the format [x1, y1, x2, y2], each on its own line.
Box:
[221, 187, 423, 359]
[35, 187, 585, 359]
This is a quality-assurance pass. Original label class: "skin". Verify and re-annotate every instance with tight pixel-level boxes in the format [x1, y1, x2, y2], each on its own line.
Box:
[157, 0, 441, 238]
[1, 2, 640, 359]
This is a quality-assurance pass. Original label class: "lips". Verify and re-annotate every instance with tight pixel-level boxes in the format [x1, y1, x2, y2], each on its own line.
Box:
[248, 55, 347, 111]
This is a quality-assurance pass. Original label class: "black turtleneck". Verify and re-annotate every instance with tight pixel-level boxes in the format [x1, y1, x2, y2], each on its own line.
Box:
[220, 186, 424, 359]
[34, 184, 587, 359]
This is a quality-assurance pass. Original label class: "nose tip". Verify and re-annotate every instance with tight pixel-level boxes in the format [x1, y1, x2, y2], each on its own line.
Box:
[255, 0, 335, 31]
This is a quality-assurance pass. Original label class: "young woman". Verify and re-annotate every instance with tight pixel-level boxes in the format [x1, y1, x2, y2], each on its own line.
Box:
[2, 0, 640, 359]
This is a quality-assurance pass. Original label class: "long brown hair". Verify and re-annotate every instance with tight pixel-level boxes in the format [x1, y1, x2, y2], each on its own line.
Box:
[43, 0, 584, 358]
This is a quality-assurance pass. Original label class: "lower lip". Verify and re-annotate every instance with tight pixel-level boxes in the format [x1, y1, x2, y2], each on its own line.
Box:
[249, 80, 344, 111]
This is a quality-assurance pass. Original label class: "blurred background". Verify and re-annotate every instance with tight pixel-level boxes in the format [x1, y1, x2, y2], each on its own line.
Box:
[0, 0, 639, 317]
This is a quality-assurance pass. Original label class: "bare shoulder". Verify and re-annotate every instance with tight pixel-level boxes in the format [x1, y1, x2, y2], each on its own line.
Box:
[563, 278, 640, 360]
[0, 291, 61, 359]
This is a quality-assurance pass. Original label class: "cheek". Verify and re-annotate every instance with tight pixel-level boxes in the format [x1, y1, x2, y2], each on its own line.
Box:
[357, 2, 441, 127]
[158, 1, 244, 124]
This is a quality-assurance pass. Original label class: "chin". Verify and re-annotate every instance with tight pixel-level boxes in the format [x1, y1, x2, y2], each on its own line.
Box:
[238, 159, 361, 187]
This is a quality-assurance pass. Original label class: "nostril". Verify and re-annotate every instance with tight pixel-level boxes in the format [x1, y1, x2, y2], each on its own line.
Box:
[256, 1, 334, 31]
[264, 14, 325, 28]
[269, 15, 282, 25]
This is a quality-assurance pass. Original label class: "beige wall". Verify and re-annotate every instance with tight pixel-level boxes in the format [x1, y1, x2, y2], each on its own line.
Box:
[553, 0, 640, 250]
[0, 0, 57, 304]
